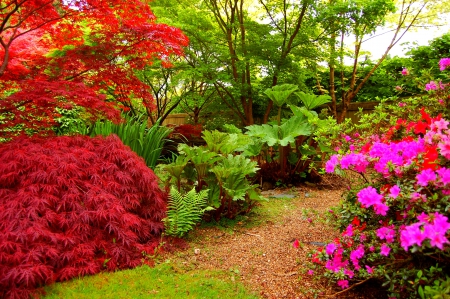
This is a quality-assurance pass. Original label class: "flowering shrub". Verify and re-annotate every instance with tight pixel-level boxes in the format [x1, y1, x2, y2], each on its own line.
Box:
[307, 59, 450, 298]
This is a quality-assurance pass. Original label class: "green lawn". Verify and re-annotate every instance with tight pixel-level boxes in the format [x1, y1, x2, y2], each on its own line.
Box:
[43, 262, 260, 299]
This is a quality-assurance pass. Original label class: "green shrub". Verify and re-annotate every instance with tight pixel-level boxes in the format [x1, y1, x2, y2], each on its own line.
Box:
[159, 129, 266, 222]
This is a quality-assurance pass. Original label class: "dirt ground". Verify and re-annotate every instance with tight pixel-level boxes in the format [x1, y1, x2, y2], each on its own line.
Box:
[161, 175, 387, 299]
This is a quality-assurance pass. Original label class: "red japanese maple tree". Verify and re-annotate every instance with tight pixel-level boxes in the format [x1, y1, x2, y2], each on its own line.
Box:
[0, 134, 168, 298]
[0, 0, 189, 139]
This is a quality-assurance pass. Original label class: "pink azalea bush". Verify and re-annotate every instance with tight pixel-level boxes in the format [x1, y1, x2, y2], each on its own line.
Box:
[306, 58, 450, 298]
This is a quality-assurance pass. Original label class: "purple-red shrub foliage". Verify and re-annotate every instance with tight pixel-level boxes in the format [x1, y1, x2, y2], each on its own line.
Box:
[169, 124, 202, 139]
[0, 135, 167, 299]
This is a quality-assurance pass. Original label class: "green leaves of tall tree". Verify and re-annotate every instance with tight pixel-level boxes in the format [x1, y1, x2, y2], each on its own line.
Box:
[319, 0, 449, 122]
[205, 0, 256, 125]
[149, 0, 221, 124]
[258, 0, 317, 123]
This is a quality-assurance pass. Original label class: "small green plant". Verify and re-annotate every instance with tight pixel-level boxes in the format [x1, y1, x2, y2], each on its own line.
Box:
[164, 187, 213, 237]
[90, 113, 171, 169]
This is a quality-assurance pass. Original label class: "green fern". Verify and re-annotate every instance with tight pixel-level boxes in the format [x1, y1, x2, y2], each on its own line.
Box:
[164, 187, 212, 237]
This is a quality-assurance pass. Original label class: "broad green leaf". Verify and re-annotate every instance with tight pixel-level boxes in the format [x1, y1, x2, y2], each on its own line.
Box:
[245, 124, 281, 147]
[264, 84, 298, 107]
[295, 92, 331, 110]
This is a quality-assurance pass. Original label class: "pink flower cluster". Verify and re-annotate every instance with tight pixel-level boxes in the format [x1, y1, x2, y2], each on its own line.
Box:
[357, 186, 389, 216]
[400, 212, 450, 251]
[325, 153, 369, 173]
[325, 246, 349, 273]
[376, 225, 396, 243]
[439, 58, 450, 71]
[425, 81, 445, 91]
[325, 138, 427, 177]
[369, 139, 425, 176]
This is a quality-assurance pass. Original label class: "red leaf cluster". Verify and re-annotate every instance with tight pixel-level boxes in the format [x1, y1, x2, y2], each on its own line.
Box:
[0, 0, 189, 139]
[0, 135, 167, 298]
[169, 124, 203, 139]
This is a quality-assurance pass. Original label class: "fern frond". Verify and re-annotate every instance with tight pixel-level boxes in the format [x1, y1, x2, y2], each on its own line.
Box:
[164, 187, 211, 237]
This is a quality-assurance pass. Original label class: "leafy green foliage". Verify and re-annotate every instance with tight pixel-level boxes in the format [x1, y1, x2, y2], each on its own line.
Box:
[421, 275, 450, 299]
[164, 187, 212, 237]
[246, 117, 312, 147]
[295, 92, 331, 110]
[160, 129, 265, 221]
[264, 84, 299, 107]
[90, 114, 172, 169]
[244, 96, 336, 184]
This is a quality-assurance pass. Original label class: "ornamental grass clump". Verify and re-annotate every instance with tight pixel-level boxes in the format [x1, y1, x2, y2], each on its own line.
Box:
[0, 135, 167, 299]
[305, 59, 450, 298]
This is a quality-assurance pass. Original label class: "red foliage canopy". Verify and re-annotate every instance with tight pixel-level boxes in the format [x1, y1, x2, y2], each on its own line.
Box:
[0, 135, 167, 298]
[0, 0, 189, 138]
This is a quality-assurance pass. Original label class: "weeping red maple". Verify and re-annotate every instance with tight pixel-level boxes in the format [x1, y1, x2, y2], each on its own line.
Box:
[0, 0, 189, 139]
[0, 135, 168, 299]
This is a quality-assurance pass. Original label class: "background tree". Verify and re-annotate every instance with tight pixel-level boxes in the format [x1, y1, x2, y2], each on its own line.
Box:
[316, 0, 450, 122]
[0, 0, 188, 139]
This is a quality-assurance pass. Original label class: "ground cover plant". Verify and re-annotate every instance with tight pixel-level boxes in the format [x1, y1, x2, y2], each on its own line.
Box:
[306, 59, 450, 298]
[0, 135, 167, 298]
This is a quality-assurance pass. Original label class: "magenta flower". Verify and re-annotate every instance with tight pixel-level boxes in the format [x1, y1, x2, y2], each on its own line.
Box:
[365, 265, 374, 274]
[425, 225, 450, 250]
[308, 270, 314, 275]
[293, 239, 300, 249]
[343, 224, 354, 237]
[326, 243, 337, 255]
[401, 68, 409, 75]
[374, 202, 389, 216]
[438, 139, 450, 159]
[439, 58, 450, 71]
[357, 186, 389, 215]
[400, 223, 426, 251]
[360, 233, 367, 242]
[357, 186, 382, 207]
[398, 101, 406, 106]
[344, 268, 354, 278]
[425, 81, 438, 91]
[417, 212, 430, 223]
[389, 185, 401, 199]
[325, 250, 349, 273]
[380, 244, 391, 256]
[416, 169, 436, 187]
[376, 226, 396, 243]
[325, 155, 339, 173]
[337, 280, 349, 289]
[350, 244, 365, 266]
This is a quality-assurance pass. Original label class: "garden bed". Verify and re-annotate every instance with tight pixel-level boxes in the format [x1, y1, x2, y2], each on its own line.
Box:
[160, 176, 388, 298]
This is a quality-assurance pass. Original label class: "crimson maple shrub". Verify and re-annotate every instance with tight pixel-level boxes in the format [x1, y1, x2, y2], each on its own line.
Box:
[169, 124, 203, 139]
[0, 135, 167, 299]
